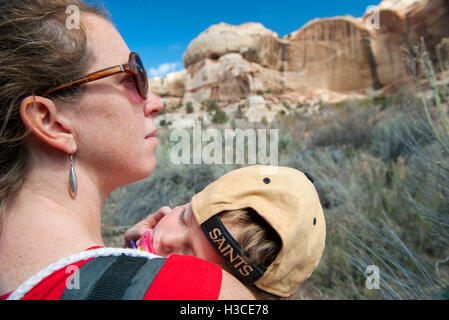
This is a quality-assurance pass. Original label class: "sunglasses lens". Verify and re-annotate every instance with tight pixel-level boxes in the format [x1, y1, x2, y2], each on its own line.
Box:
[132, 53, 148, 100]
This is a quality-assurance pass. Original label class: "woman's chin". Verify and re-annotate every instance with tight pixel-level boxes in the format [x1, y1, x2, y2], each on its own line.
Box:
[142, 159, 157, 178]
[120, 160, 156, 186]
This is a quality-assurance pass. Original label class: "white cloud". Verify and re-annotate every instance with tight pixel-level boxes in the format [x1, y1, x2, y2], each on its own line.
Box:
[148, 62, 183, 78]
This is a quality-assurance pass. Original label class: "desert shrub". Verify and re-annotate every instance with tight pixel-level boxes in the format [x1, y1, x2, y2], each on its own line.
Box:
[186, 102, 194, 114]
[370, 110, 435, 163]
[206, 99, 218, 112]
[211, 108, 228, 124]
[172, 103, 183, 110]
[282, 101, 291, 110]
[308, 106, 380, 149]
[202, 99, 228, 124]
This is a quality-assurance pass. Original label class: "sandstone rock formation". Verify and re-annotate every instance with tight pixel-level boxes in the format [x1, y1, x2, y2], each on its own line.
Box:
[154, 0, 449, 126]
[367, 0, 449, 93]
[286, 17, 376, 92]
[149, 69, 187, 108]
[183, 22, 283, 70]
[378, 0, 425, 11]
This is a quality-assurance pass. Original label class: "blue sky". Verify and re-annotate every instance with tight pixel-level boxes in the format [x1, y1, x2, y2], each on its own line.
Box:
[101, 0, 380, 77]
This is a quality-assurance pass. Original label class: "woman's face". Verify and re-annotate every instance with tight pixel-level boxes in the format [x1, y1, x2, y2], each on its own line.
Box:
[65, 14, 163, 190]
[151, 203, 242, 266]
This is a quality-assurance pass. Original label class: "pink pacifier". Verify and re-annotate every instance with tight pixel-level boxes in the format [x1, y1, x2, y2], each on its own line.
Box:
[136, 231, 158, 255]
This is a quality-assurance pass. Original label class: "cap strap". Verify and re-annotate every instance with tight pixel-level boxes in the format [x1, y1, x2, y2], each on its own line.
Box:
[201, 215, 266, 284]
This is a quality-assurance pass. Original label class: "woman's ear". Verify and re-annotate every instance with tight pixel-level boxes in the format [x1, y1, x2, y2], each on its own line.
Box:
[20, 96, 77, 154]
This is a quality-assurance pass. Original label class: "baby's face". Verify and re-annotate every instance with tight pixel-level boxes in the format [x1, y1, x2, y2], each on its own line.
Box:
[151, 203, 241, 265]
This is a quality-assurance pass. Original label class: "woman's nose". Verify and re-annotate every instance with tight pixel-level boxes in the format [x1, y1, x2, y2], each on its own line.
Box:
[144, 91, 164, 117]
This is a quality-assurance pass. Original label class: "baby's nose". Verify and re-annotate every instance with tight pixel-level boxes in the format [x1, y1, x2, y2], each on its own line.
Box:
[159, 232, 185, 256]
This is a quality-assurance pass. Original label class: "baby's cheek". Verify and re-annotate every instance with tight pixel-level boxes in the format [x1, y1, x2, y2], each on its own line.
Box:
[196, 241, 224, 265]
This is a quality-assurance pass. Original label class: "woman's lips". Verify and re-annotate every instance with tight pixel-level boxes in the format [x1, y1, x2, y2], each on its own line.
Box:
[145, 129, 157, 140]
[145, 131, 158, 144]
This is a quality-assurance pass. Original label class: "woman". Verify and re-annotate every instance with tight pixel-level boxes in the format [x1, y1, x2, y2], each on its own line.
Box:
[0, 0, 253, 300]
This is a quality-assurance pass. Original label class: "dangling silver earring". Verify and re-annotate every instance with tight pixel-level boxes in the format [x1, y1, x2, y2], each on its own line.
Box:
[68, 154, 78, 199]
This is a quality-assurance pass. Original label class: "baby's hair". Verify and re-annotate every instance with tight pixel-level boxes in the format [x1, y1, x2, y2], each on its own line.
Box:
[218, 208, 283, 299]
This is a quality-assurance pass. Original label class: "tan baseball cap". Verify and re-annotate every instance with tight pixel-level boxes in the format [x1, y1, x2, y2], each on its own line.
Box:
[191, 165, 326, 297]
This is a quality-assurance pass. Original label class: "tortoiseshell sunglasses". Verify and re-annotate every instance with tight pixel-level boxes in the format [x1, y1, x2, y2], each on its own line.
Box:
[42, 52, 148, 100]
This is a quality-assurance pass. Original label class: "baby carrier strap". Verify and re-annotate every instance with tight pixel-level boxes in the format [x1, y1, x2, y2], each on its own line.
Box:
[7, 248, 166, 300]
[62, 254, 166, 300]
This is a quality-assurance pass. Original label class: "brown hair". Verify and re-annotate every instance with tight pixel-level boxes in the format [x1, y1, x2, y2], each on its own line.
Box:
[0, 0, 109, 202]
[218, 208, 283, 299]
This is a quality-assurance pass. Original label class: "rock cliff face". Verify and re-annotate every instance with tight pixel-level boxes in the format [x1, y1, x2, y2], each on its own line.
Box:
[287, 17, 375, 92]
[369, 0, 449, 93]
[183, 22, 283, 70]
[378, 0, 425, 11]
[154, 0, 449, 125]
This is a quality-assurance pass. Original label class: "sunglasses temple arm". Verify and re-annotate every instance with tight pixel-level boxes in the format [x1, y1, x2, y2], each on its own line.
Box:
[42, 65, 128, 97]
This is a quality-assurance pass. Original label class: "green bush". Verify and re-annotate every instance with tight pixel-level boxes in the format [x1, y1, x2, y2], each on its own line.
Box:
[186, 102, 194, 114]
[206, 100, 218, 113]
[211, 108, 228, 124]
[172, 103, 183, 111]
